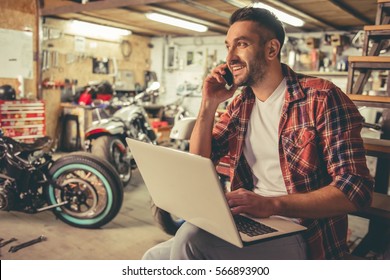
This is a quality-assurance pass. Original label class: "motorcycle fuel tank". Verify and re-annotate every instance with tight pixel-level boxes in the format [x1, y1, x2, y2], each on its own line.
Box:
[113, 104, 147, 124]
[86, 118, 125, 137]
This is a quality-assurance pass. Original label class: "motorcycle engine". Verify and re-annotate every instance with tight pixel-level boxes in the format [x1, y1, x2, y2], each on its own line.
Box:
[0, 174, 16, 211]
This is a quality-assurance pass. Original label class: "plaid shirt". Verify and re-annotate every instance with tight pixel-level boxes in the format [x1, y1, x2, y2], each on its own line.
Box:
[211, 64, 374, 259]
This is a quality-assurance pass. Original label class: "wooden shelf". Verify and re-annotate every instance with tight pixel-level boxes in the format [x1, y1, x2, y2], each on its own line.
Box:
[300, 71, 348, 76]
[348, 56, 390, 63]
[347, 94, 390, 108]
[347, 94, 390, 102]
[371, 192, 390, 212]
[363, 137, 390, 158]
[364, 24, 390, 31]
[351, 192, 390, 225]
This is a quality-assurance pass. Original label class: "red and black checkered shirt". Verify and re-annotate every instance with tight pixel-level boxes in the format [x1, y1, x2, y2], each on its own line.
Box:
[211, 64, 374, 259]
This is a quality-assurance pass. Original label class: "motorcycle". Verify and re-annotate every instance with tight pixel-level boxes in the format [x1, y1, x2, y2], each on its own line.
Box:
[161, 92, 192, 151]
[85, 82, 159, 186]
[77, 80, 114, 106]
[0, 130, 123, 228]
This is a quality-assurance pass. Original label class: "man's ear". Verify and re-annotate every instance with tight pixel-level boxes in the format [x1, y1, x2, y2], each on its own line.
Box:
[267, 39, 280, 60]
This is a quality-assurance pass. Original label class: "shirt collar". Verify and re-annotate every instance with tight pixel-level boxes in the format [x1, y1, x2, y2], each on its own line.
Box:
[281, 63, 306, 103]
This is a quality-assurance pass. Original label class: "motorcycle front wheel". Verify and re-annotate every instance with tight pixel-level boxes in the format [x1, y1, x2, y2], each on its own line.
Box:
[46, 152, 123, 229]
[91, 135, 132, 187]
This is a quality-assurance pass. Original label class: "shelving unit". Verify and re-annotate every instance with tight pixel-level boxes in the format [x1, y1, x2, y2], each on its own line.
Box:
[347, 0, 390, 258]
[347, 56, 390, 94]
[376, 0, 390, 25]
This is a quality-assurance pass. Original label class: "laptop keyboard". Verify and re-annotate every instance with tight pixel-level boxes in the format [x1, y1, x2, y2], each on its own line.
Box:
[234, 215, 278, 237]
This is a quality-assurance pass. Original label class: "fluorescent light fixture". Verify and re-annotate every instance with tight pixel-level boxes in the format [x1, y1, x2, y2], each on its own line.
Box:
[253, 3, 304, 27]
[145, 12, 208, 32]
[70, 20, 131, 40]
[224, 0, 304, 27]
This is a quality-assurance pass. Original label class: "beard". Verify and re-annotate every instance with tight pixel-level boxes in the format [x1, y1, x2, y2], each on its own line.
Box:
[237, 52, 268, 87]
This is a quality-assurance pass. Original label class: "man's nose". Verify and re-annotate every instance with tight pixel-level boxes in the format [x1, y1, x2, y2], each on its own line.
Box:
[226, 47, 238, 62]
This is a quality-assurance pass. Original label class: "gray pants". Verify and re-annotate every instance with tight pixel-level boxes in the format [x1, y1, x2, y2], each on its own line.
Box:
[143, 222, 308, 260]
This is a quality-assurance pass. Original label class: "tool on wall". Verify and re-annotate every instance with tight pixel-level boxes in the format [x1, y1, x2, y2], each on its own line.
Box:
[42, 50, 49, 71]
[42, 50, 61, 72]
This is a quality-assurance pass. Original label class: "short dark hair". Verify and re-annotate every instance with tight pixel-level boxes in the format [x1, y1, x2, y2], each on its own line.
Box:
[230, 7, 285, 54]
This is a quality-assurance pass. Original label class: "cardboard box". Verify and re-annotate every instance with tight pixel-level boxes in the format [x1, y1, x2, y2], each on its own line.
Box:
[153, 125, 172, 144]
[331, 34, 349, 46]
[306, 37, 320, 49]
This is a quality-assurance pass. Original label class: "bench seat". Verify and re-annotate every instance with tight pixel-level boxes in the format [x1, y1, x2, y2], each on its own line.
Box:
[351, 192, 390, 225]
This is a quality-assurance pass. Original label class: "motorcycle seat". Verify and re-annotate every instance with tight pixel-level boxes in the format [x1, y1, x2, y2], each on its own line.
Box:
[4, 136, 53, 153]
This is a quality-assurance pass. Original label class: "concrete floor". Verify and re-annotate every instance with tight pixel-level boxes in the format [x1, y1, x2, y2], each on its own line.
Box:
[0, 169, 171, 260]
[0, 154, 372, 260]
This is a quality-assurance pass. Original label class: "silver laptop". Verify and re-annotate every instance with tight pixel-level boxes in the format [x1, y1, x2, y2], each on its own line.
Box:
[126, 138, 306, 248]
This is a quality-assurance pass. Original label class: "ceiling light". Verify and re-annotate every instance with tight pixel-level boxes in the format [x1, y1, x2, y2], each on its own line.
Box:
[70, 20, 131, 40]
[253, 3, 304, 27]
[224, 0, 304, 27]
[145, 12, 208, 33]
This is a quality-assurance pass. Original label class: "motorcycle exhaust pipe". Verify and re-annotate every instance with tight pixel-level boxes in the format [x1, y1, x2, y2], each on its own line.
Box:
[36, 201, 69, 212]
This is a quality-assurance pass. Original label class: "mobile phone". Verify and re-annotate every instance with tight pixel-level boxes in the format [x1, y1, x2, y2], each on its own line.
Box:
[222, 67, 234, 90]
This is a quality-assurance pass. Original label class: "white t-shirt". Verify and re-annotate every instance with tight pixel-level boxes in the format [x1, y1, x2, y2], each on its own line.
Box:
[243, 78, 287, 197]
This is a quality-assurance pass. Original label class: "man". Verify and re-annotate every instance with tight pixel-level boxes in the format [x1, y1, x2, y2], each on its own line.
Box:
[143, 7, 373, 260]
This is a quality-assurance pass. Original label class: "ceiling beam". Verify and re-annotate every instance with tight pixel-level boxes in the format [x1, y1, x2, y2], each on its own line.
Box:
[49, 13, 199, 37]
[40, 0, 177, 16]
[327, 0, 374, 25]
[179, 0, 231, 19]
[70, 12, 162, 36]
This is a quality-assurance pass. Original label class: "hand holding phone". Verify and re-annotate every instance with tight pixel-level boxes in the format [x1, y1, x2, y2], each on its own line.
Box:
[222, 67, 234, 90]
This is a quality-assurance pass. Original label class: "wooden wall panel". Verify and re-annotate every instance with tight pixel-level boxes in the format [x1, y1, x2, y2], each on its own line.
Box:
[42, 18, 151, 89]
[0, 0, 38, 99]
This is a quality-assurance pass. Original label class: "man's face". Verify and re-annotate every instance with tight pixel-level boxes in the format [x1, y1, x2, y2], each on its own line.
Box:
[225, 21, 269, 87]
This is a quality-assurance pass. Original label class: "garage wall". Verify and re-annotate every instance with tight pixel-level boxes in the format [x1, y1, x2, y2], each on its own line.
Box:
[42, 17, 152, 91]
[150, 35, 228, 117]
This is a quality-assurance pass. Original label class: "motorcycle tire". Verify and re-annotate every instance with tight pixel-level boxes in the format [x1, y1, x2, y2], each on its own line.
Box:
[46, 152, 124, 229]
[91, 135, 132, 187]
[151, 200, 184, 235]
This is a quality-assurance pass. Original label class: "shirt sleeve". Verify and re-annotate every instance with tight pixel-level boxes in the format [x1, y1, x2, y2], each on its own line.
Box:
[316, 86, 374, 209]
[210, 106, 232, 164]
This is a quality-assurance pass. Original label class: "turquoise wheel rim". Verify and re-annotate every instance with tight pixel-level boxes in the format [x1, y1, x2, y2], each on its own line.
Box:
[48, 163, 113, 225]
